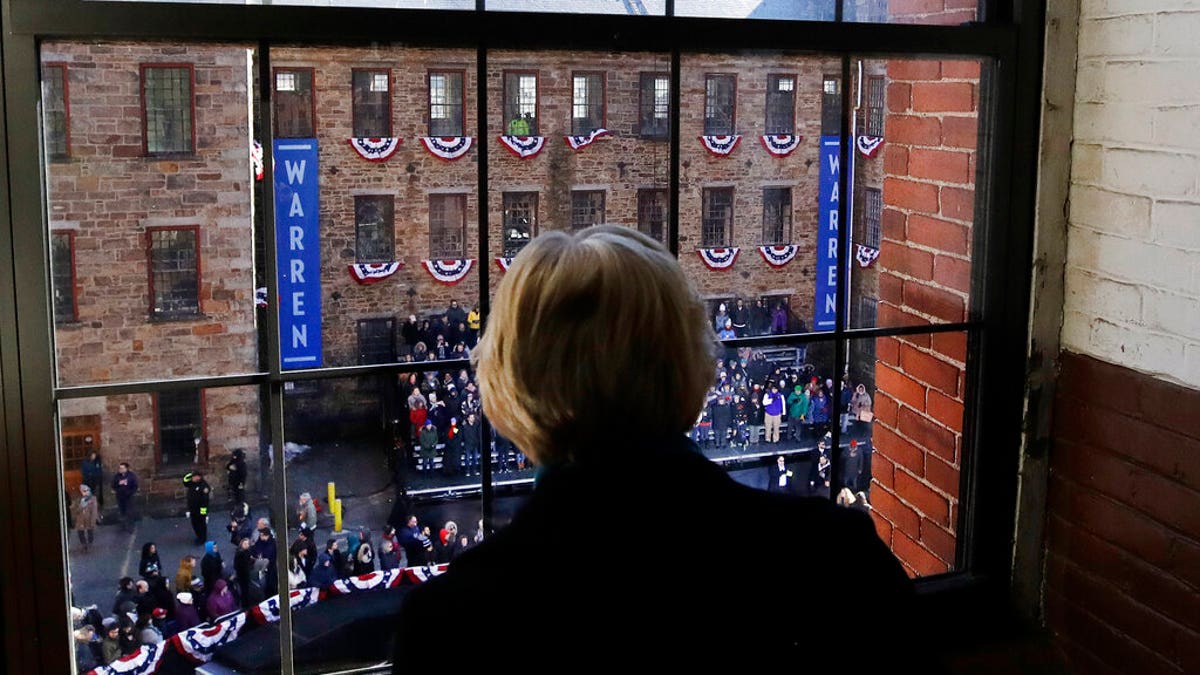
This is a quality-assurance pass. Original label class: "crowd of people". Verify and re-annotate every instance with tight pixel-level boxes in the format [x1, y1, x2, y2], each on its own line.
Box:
[395, 299, 481, 363]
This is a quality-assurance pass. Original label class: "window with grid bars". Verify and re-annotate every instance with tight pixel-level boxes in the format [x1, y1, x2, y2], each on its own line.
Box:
[357, 318, 396, 365]
[50, 231, 76, 324]
[429, 194, 467, 258]
[864, 187, 882, 248]
[571, 72, 604, 136]
[765, 74, 795, 135]
[274, 68, 314, 138]
[762, 187, 792, 245]
[60, 416, 101, 472]
[821, 74, 841, 136]
[428, 71, 464, 137]
[859, 296, 878, 329]
[156, 389, 203, 468]
[355, 195, 395, 263]
[639, 72, 670, 139]
[147, 227, 199, 318]
[352, 69, 391, 137]
[503, 192, 537, 258]
[570, 190, 605, 231]
[42, 64, 68, 159]
[504, 72, 538, 136]
[637, 189, 668, 243]
[704, 74, 735, 136]
[142, 65, 193, 155]
[866, 75, 885, 137]
[702, 188, 733, 247]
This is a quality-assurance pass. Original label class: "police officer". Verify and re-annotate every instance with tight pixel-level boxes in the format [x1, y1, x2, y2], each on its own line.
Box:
[225, 449, 247, 506]
[184, 471, 212, 545]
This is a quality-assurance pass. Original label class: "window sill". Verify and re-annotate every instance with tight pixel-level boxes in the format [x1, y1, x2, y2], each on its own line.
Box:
[148, 312, 207, 323]
[144, 152, 197, 160]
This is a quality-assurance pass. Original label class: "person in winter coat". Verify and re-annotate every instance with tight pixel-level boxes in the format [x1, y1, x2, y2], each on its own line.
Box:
[297, 492, 318, 533]
[136, 608, 166, 646]
[378, 539, 403, 570]
[310, 539, 339, 588]
[205, 579, 238, 618]
[713, 302, 729, 334]
[226, 449, 247, 506]
[730, 298, 750, 337]
[174, 593, 201, 631]
[139, 542, 163, 579]
[850, 383, 873, 421]
[786, 385, 810, 442]
[291, 529, 318, 578]
[252, 528, 278, 593]
[183, 471, 211, 545]
[80, 450, 104, 510]
[763, 383, 785, 443]
[809, 388, 831, 438]
[353, 528, 376, 576]
[111, 576, 138, 615]
[200, 541, 225, 591]
[74, 625, 97, 672]
[233, 537, 255, 608]
[407, 387, 428, 443]
[72, 484, 100, 552]
[111, 462, 139, 532]
[228, 502, 253, 546]
[418, 420, 439, 472]
[100, 618, 122, 665]
[461, 412, 482, 477]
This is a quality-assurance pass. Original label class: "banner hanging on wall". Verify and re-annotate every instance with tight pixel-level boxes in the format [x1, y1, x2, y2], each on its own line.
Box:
[348, 137, 402, 162]
[760, 134, 802, 157]
[813, 135, 840, 332]
[699, 135, 742, 156]
[565, 128, 610, 151]
[497, 135, 546, 159]
[347, 262, 403, 284]
[422, 259, 475, 285]
[419, 136, 473, 161]
[698, 247, 740, 270]
[274, 139, 323, 369]
[759, 244, 800, 267]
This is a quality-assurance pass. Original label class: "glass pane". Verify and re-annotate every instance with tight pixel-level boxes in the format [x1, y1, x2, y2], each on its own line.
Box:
[271, 44, 480, 370]
[41, 41, 267, 388]
[487, 0, 666, 14]
[61, 385, 275, 673]
[850, 57, 983, 330]
[91, 0, 474, 7]
[847, 0, 980, 25]
[676, 0, 836, 20]
[675, 0, 979, 25]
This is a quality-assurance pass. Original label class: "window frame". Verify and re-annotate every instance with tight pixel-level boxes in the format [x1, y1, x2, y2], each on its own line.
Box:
[765, 73, 796, 136]
[429, 192, 468, 259]
[502, 191, 538, 258]
[41, 62, 70, 160]
[503, 69, 540, 136]
[701, 186, 734, 248]
[351, 67, 393, 138]
[866, 74, 886, 137]
[863, 186, 883, 249]
[49, 229, 77, 324]
[427, 68, 466, 137]
[637, 188, 669, 244]
[145, 224, 201, 320]
[357, 317, 397, 365]
[273, 66, 316, 138]
[703, 72, 736, 136]
[139, 62, 196, 157]
[761, 186, 792, 245]
[570, 70, 606, 136]
[354, 194, 396, 264]
[152, 388, 207, 471]
[638, 71, 670, 140]
[570, 189, 606, 231]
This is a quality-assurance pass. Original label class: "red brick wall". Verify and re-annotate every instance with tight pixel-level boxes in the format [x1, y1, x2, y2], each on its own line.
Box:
[1045, 352, 1200, 675]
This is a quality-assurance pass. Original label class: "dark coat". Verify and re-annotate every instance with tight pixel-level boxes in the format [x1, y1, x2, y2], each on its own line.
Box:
[393, 436, 915, 669]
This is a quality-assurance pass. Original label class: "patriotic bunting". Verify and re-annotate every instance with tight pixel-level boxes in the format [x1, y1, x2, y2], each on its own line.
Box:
[759, 245, 800, 267]
[403, 564, 449, 584]
[91, 642, 166, 675]
[699, 135, 742, 156]
[255, 287, 268, 308]
[856, 244, 881, 268]
[348, 137, 402, 162]
[348, 262, 403, 284]
[698, 247, 740, 270]
[171, 613, 248, 664]
[420, 136, 474, 161]
[565, 128, 610, 151]
[422, 259, 475, 285]
[496, 257, 514, 273]
[250, 140, 264, 180]
[497, 135, 546, 159]
[327, 568, 406, 596]
[856, 135, 884, 158]
[760, 134, 802, 157]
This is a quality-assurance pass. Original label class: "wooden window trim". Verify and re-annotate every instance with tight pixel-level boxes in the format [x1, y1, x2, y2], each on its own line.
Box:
[427, 68, 467, 137]
[351, 67, 393, 137]
[145, 225, 202, 319]
[139, 63, 196, 157]
[272, 66, 317, 138]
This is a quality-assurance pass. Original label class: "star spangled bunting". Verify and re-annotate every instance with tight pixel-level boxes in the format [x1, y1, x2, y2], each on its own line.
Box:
[422, 259, 475, 285]
[420, 136, 473, 161]
[249, 587, 318, 624]
[326, 568, 406, 596]
[348, 137, 402, 162]
[250, 140, 264, 180]
[760, 134, 802, 157]
[348, 262, 403, 284]
[403, 564, 448, 584]
[497, 135, 546, 159]
[697, 247, 740, 270]
[856, 135, 884, 158]
[255, 287, 268, 308]
[759, 245, 800, 267]
[856, 244, 881, 268]
[496, 257, 514, 273]
[92, 642, 166, 675]
[564, 128, 610, 151]
[171, 613, 248, 664]
[699, 135, 742, 156]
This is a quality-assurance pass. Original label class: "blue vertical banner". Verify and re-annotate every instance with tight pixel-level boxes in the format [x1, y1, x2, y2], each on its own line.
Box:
[274, 139, 322, 369]
[814, 135, 840, 332]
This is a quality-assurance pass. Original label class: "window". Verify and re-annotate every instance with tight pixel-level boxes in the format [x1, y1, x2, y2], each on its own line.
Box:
[765, 74, 795, 135]
[859, 296, 878, 329]
[762, 187, 792, 245]
[428, 70, 464, 137]
[702, 188, 733, 247]
[821, 74, 841, 136]
[503, 192, 537, 257]
[60, 416, 100, 472]
[504, 71, 538, 135]
[704, 74, 735, 135]
[571, 72, 605, 135]
[274, 68, 315, 138]
[147, 226, 199, 318]
[50, 230, 76, 324]
[637, 189, 668, 243]
[155, 389, 203, 468]
[141, 64, 194, 155]
[352, 68, 391, 137]
[355, 195, 395, 263]
[866, 75, 885, 137]
[42, 63, 68, 159]
[639, 72, 670, 139]
[863, 187, 882, 248]
[357, 318, 396, 365]
[429, 194, 467, 258]
[571, 190, 605, 231]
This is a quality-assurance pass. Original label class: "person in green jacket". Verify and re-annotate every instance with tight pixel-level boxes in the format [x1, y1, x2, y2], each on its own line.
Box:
[786, 385, 809, 442]
[507, 114, 531, 136]
[419, 420, 440, 473]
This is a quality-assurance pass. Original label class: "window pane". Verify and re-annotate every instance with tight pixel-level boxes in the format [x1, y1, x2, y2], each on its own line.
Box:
[502, 192, 537, 258]
[503, 71, 539, 135]
[428, 71, 464, 137]
[637, 188, 668, 244]
[762, 187, 793, 245]
[352, 69, 391, 137]
[148, 227, 200, 318]
[487, 0, 666, 13]
[571, 190, 606, 230]
[676, 0, 836, 20]
[143, 65, 193, 154]
[701, 187, 733, 247]
[765, 74, 796, 135]
[50, 231, 76, 323]
[274, 68, 314, 138]
[571, 72, 605, 136]
[639, 72, 671, 139]
[42, 63, 69, 159]
[355, 195, 395, 263]
[429, 193, 467, 259]
[704, 74, 736, 135]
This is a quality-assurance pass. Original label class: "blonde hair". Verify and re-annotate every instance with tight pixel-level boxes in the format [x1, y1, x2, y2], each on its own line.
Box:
[474, 225, 715, 465]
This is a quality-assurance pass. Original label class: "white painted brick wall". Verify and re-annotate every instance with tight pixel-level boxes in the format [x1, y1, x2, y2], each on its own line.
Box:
[1065, 3, 1200, 388]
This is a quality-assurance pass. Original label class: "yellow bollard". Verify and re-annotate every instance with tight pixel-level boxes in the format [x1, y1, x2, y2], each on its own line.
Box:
[334, 498, 343, 533]
[327, 481, 336, 513]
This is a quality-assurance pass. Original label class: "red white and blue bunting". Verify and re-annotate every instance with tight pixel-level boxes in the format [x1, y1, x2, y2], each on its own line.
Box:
[698, 247, 740, 270]
[422, 258, 474, 285]
[758, 245, 800, 268]
[255, 286, 268, 308]
[496, 257, 514, 273]
[856, 244, 881, 268]
[856, 135, 884, 158]
[251, 140, 264, 180]
[348, 137, 402, 162]
[699, 135, 742, 156]
[326, 567, 407, 596]
[419, 136, 473, 161]
[760, 134, 802, 157]
[564, 128, 610, 151]
[95, 642, 166, 675]
[403, 564, 448, 584]
[348, 262, 403, 284]
[171, 613, 248, 664]
[497, 135, 546, 159]
[249, 587, 319, 625]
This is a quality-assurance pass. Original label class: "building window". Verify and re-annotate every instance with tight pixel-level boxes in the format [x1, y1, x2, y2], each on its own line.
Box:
[502, 192, 537, 258]
[147, 226, 200, 318]
[141, 64, 194, 155]
[859, 296, 879, 329]
[42, 63, 69, 159]
[702, 188, 734, 247]
[637, 189, 668, 243]
[571, 71, 605, 135]
[428, 70, 465, 137]
[864, 187, 882, 248]
[704, 74, 736, 136]
[273, 68, 314, 138]
[352, 69, 391, 137]
[155, 389, 203, 469]
[60, 416, 101, 472]
[50, 230, 77, 324]
[762, 187, 792, 245]
[639, 72, 670, 139]
[354, 195, 395, 263]
[504, 71, 538, 136]
[357, 318, 396, 365]
[821, 74, 841, 136]
[571, 190, 605, 231]
[866, 75, 885, 137]
[765, 74, 796, 135]
[429, 194, 467, 259]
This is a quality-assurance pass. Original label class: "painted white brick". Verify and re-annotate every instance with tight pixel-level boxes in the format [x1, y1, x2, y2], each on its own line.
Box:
[1064, 267, 1143, 323]
[1080, 15, 1155, 57]
[1070, 184, 1152, 237]
[1075, 60, 1107, 103]
[1101, 148, 1197, 197]
[1061, 309, 1095, 355]
[1102, 61, 1196, 105]
[1155, 11, 1200, 55]
[1152, 200, 1200, 250]
[1088, 318, 1187, 377]
[1184, 342, 1200, 387]
[1152, 105, 1200, 151]
[1074, 102, 1155, 144]
[1072, 143, 1105, 183]
[1141, 287, 1200, 337]
[1067, 229, 1197, 293]
[1102, 0, 1200, 16]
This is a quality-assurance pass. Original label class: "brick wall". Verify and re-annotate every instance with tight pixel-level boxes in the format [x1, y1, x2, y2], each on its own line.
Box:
[887, 0, 979, 25]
